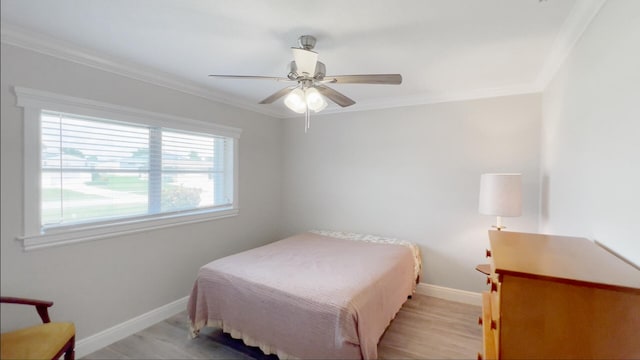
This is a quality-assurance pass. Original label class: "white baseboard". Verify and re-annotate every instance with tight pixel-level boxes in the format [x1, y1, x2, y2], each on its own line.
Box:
[415, 283, 482, 306]
[76, 296, 189, 358]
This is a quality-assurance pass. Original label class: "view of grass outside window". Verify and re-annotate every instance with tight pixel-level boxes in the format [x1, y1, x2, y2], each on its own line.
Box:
[41, 111, 230, 228]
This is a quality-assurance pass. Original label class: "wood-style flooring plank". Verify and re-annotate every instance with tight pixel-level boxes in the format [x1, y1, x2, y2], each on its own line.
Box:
[84, 294, 482, 359]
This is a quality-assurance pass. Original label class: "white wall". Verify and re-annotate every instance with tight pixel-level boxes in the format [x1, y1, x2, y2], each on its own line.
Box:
[0, 44, 283, 338]
[540, 0, 640, 266]
[8, 0, 638, 344]
[281, 94, 541, 292]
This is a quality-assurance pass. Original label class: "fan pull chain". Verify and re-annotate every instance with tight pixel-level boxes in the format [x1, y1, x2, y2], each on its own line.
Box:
[304, 108, 310, 133]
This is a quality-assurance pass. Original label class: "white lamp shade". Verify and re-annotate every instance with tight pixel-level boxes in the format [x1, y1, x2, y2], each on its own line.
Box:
[284, 88, 307, 113]
[479, 173, 522, 217]
[305, 87, 327, 112]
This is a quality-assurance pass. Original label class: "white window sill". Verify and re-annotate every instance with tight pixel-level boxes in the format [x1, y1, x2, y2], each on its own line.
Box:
[17, 208, 239, 251]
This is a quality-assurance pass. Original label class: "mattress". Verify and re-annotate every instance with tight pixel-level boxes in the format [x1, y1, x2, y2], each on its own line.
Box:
[187, 231, 420, 359]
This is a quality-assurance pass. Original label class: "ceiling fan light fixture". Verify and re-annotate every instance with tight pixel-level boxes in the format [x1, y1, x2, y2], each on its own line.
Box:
[305, 87, 327, 112]
[209, 35, 402, 132]
[284, 88, 307, 113]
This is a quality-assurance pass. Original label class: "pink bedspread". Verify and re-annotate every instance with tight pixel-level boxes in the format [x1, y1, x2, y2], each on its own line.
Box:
[187, 232, 416, 359]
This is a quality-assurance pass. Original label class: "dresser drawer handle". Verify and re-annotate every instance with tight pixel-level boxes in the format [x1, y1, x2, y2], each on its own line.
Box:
[490, 281, 498, 292]
[485, 249, 492, 258]
[477, 352, 483, 360]
[478, 316, 483, 326]
[491, 320, 497, 330]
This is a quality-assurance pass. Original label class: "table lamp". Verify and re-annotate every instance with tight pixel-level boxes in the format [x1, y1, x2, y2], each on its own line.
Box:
[478, 173, 522, 230]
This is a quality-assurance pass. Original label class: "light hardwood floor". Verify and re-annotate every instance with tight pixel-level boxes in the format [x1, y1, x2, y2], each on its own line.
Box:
[84, 294, 481, 359]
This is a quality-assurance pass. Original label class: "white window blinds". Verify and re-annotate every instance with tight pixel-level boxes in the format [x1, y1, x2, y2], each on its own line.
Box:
[41, 111, 232, 228]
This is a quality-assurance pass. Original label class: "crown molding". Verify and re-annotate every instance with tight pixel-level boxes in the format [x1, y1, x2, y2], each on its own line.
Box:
[535, 0, 607, 89]
[0, 22, 284, 118]
[338, 82, 540, 114]
[2, 5, 602, 120]
[284, 82, 540, 118]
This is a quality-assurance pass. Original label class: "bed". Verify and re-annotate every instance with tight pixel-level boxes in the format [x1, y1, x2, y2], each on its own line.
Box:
[187, 230, 421, 359]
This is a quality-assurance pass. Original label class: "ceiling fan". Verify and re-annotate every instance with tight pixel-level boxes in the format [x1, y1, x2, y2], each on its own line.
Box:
[209, 35, 402, 131]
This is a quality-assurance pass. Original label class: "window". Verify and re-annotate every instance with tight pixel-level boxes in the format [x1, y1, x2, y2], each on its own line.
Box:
[16, 87, 241, 250]
[41, 111, 232, 227]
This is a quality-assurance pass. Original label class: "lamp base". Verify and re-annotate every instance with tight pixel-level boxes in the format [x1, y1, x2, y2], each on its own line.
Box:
[492, 216, 506, 231]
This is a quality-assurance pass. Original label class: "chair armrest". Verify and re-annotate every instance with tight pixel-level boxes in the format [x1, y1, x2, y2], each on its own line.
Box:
[1, 296, 54, 323]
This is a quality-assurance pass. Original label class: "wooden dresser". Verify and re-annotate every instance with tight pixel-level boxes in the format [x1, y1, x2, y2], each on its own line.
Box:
[479, 231, 640, 359]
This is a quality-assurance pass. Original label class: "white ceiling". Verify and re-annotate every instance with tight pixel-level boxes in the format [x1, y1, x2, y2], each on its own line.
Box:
[1, 0, 603, 117]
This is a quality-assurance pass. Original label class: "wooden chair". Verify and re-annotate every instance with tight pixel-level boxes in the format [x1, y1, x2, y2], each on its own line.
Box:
[0, 297, 75, 360]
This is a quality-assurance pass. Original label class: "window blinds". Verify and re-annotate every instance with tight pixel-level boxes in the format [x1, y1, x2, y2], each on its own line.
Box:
[41, 111, 231, 228]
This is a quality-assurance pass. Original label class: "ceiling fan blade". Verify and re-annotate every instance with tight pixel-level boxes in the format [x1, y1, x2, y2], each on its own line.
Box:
[291, 48, 318, 76]
[209, 75, 291, 81]
[324, 74, 402, 85]
[316, 85, 356, 107]
[259, 86, 297, 104]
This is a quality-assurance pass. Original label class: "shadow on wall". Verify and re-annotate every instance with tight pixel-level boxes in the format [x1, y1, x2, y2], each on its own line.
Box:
[540, 174, 550, 225]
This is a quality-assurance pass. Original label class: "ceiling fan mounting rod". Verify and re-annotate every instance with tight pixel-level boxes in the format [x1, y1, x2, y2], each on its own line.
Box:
[298, 35, 316, 50]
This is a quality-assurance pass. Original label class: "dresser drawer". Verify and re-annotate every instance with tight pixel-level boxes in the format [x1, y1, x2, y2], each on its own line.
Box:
[490, 286, 500, 354]
[483, 248, 501, 358]
[486, 251, 501, 316]
[488, 275, 500, 321]
[480, 292, 497, 360]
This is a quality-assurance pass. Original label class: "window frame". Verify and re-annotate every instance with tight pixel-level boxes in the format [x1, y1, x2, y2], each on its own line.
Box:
[15, 87, 241, 251]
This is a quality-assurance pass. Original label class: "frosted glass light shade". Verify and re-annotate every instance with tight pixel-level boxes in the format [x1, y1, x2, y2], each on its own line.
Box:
[479, 173, 522, 216]
[305, 87, 327, 112]
[284, 88, 307, 113]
